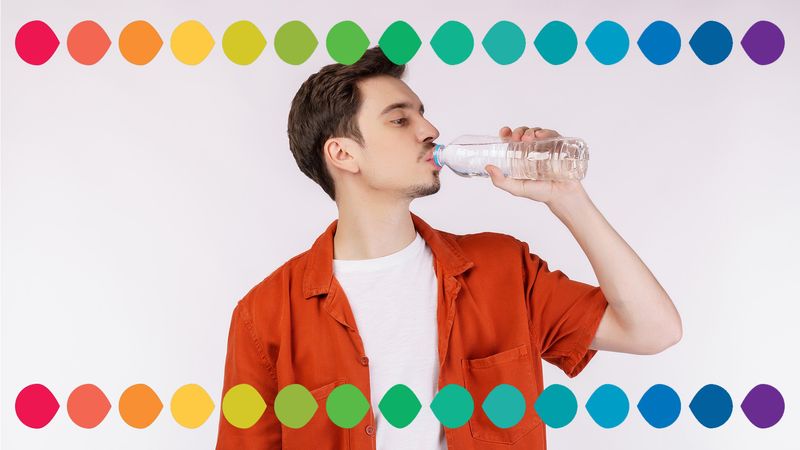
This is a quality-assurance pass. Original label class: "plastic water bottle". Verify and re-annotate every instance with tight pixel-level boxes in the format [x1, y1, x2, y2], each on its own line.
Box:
[431, 134, 589, 180]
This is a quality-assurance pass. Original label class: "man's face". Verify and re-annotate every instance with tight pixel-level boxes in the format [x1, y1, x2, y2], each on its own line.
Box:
[348, 75, 442, 199]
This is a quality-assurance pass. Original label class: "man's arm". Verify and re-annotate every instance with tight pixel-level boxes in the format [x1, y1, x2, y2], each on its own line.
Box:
[487, 125, 682, 355]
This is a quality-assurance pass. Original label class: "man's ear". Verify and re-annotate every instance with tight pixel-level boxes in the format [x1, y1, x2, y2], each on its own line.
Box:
[324, 137, 360, 175]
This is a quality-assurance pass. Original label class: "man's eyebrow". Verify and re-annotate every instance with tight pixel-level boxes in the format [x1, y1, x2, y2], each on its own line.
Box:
[379, 101, 425, 117]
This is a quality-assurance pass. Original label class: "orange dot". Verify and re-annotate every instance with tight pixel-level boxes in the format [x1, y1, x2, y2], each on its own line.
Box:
[118, 21, 162, 65]
[118, 384, 163, 428]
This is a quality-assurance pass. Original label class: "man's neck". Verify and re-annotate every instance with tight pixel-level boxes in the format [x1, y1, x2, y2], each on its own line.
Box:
[332, 200, 417, 261]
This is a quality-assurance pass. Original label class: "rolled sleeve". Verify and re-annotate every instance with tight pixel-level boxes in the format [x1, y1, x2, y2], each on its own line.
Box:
[521, 240, 609, 378]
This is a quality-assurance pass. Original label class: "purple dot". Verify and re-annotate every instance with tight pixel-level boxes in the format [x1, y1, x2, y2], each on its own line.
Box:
[741, 21, 785, 65]
[741, 384, 784, 428]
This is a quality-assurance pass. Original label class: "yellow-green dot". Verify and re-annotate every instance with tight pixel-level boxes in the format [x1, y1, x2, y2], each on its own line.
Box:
[326, 384, 370, 428]
[378, 21, 421, 64]
[170, 384, 215, 429]
[274, 384, 318, 429]
[222, 384, 266, 429]
[326, 21, 369, 65]
[222, 20, 266, 65]
[274, 21, 318, 65]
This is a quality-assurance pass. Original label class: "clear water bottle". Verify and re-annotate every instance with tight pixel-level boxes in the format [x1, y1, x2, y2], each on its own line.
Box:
[431, 134, 589, 180]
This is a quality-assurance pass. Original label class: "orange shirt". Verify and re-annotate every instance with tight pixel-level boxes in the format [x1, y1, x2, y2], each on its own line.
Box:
[216, 212, 608, 449]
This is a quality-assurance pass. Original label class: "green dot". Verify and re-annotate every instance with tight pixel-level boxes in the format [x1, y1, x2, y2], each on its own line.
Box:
[430, 384, 473, 428]
[326, 21, 369, 65]
[430, 21, 473, 65]
[482, 384, 526, 428]
[482, 20, 526, 65]
[274, 21, 317, 65]
[274, 384, 318, 429]
[534, 384, 578, 428]
[534, 21, 578, 65]
[378, 21, 421, 64]
[378, 384, 421, 428]
[326, 384, 370, 428]
[222, 20, 266, 65]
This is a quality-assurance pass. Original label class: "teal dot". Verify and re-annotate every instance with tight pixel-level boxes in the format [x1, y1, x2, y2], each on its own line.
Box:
[430, 384, 473, 428]
[585, 20, 629, 65]
[378, 21, 421, 64]
[326, 21, 369, 65]
[534, 384, 577, 428]
[430, 21, 473, 65]
[534, 21, 578, 65]
[378, 384, 421, 429]
[482, 21, 526, 65]
[586, 384, 629, 428]
[482, 384, 526, 428]
[326, 384, 370, 428]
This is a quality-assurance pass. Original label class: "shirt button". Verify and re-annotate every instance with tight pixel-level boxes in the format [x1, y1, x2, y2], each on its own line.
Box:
[359, 356, 369, 366]
[365, 424, 375, 436]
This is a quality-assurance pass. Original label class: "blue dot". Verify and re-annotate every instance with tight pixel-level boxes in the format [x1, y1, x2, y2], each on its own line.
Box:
[689, 21, 733, 65]
[637, 21, 681, 65]
[586, 384, 629, 428]
[637, 384, 681, 428]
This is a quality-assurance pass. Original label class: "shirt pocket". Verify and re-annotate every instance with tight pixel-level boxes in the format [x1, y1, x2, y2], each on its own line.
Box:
[282, 378, 349, 450]
[461, 344, 542, 444]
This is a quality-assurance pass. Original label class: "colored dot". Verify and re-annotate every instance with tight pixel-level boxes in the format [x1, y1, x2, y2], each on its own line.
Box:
[170, 20, 215, 65]
[534, 384, 577, 428]
[15, 20, 60, 65]
[326, 21, 370, 65]
[741, 21, 785, 65]
[118, 21, 163, 65]
[274, 21, 318, 65]
[222, 21, 267, 66]
[482, 384, 526, 428]
[688, 384, 732, 428]
[67, 384, 111, 429]
[637, 21, 681, 65]
[637, 384, 681, 428]
[274, 384, 318, 429]
[482, 21, 526, 65]
[170, 384, 215, 429]
[326, 384, 370, 428]
[378, 384, 421, 429]
[586, 20, 629, 65]
[741, 384, 784, 428]
[533, 21, 578, 65]
[430, 21, 473, 65]
[586, 384, 629, 428]
[67, 20, 111, 65]
[222, 384, 266, 429]
[689, 21, 732, 65]
[379, 21, 421, 65]
[15, 384, 60, 429]
[118, 384, 163, 428]
[430, 384, 474, 428]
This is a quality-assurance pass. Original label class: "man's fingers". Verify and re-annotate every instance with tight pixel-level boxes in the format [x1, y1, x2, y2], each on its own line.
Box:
[512, 126, 529, 141]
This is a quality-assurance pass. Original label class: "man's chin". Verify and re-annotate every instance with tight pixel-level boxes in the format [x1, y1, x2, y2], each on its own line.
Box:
[406, 176, 441, 198]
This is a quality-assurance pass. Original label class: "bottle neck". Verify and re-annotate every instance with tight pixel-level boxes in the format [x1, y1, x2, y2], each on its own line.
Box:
[433, 144, 445, 168]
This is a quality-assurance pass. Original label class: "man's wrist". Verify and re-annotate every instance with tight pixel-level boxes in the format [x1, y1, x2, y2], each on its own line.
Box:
[545, 183, 593, 224]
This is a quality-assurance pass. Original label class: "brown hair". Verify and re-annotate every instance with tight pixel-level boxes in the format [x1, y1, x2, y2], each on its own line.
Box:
[287, 46, 406, 201]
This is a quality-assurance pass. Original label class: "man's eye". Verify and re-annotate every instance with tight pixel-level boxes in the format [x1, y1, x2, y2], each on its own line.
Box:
[391, 118, 407, 125]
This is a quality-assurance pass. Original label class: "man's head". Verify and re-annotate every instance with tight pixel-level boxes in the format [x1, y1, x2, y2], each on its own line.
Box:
[287, 46, 441, 203]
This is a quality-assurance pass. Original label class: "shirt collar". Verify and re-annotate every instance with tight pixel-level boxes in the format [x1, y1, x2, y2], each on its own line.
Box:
[303, 212, 474, 299]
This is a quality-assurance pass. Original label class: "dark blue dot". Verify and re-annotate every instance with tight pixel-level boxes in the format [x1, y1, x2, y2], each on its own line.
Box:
[689, 384, 733, 428]
[689, 21, 733, 65]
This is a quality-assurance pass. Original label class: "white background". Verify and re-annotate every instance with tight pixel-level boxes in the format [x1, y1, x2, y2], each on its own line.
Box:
[2, 0, 799, 448]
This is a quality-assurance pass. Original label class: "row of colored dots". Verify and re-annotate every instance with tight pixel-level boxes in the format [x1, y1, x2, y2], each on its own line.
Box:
[16, 382, 784, 430]
[14, 19, 784, 66]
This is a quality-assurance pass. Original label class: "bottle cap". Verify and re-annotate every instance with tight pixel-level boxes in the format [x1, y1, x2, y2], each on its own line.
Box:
[432, 144, 445, 168]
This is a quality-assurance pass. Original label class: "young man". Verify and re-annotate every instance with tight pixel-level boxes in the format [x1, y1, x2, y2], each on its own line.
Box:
[216, 46, 682, 450]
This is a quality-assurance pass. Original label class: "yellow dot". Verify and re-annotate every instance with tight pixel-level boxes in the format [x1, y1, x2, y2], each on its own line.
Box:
[170, 20, 214, 65]
[170, 384, 215, 429]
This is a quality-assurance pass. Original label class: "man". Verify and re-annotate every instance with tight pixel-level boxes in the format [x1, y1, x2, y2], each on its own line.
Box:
[216, 46, 682, 449]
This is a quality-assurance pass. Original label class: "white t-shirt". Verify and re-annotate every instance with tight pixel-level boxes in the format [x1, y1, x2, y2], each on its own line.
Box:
[333, 231, 446, 450]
